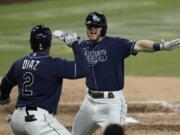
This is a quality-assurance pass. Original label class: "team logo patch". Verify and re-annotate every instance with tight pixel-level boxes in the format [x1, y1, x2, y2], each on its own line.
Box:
[92, 14, 100, 22]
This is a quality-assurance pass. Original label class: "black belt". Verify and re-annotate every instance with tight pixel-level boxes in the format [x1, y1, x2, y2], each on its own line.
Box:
[16, 106, 55, 115]
[26, 106, 37, 111]
[16, 106, 37, 122]
[16, 106, 37, 111]
[88, 89, 114, 98]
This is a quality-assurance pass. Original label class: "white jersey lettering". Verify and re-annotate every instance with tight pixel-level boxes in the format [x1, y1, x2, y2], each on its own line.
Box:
[22, 60, 40, 70]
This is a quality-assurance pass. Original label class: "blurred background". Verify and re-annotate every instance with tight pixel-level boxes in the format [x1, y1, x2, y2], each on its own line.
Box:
[0, 0, 180, 76]
[0, 1, 180, 135]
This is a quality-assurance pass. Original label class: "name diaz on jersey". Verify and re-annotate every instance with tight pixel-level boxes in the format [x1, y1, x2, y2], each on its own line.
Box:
[22, 60, 40, 70]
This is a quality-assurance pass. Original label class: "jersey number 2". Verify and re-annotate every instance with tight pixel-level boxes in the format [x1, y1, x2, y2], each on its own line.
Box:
[22, 72, 34, 96]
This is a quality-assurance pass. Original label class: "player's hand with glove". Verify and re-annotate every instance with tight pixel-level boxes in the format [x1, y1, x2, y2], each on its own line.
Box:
[160, 39, 180, 50]
[53, 30, 65, 41]
[64, 33, 79, 47]
[53, 30, 80, 47]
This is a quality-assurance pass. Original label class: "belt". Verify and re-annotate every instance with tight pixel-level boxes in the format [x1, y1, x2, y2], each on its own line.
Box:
[16, 106, 55, 115]
[88, 89, 114, 98]
[16, 106, 37, 111]
[16, 106, 37, 122]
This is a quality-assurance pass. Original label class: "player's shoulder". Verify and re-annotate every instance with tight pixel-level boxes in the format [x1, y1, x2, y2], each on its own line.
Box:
[109, 36, 136, 45]
[13, 55, 29, 65]
[78, 39, 90, 47]
[51, 57, 65, 65]
[14, 53, 54, 65]
[52, 57, 63, 61]
[107, 35, 130, 41]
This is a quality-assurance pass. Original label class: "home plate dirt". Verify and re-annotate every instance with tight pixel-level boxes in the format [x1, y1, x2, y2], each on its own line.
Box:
[0, 76, 180, 135]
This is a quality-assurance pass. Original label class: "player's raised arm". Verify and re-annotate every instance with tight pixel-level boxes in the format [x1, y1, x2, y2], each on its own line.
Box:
[53, 31, 90, 79]
[71, 41, 90, 78]
[133, 39, 180, 53]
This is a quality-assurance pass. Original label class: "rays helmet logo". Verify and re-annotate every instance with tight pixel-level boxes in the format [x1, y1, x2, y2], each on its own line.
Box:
[92, 14, 100, 22]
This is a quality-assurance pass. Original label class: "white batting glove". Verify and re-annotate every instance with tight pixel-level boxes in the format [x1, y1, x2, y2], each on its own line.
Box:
[160, 39, 180, 50]
[64, 33, 78, 47]
[53, 30, 65, 41]
[53, 30, 79, 47]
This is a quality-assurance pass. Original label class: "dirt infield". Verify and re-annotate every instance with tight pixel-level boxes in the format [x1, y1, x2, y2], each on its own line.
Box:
[0, 76, 180, 135]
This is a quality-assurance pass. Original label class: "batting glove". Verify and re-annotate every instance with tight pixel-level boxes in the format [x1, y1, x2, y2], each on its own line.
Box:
[160, 39, 180, 50]
[64, 33, 79, 47]
[53, 30, 79, 47]
[53, 30, 65, 41]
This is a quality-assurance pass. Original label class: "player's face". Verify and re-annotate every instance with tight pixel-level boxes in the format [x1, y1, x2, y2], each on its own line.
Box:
[86, 25, 103, 42]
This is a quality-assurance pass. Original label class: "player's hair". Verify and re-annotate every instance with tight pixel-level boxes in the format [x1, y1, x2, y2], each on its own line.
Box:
[30, 25, 52, 52]
[103, 124, 125, 135]
[85, 11, 107, 36]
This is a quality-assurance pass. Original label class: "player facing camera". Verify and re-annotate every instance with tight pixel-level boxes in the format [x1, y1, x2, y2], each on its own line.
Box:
[85, 11, 107, 42]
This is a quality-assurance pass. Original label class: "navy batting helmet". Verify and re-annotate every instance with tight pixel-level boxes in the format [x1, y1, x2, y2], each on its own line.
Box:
[30, 25, 52, 52]
[85, 11, 107, 36]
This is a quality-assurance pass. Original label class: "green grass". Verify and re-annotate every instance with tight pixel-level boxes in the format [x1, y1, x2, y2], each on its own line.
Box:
[0, 0, 180, 76]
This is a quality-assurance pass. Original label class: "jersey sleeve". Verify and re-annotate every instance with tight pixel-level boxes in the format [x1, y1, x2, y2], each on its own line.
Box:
[54, 58, 76, 79]
[116, 37, 136, 58]
[5, 62, 17, 86]
[0, 62, 17, 100]
[54, 41, 89, 79]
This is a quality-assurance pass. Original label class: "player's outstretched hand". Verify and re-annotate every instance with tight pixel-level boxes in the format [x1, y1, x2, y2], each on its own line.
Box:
[64, 33, 79, 47]
[53, 30, 65, 41]
[161, 39, 180, 50]
[53, 30, 79, 47]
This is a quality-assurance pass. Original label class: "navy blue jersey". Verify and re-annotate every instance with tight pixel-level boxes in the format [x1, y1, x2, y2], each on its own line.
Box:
[79, 36, 135, 91]
[1, 44, 89, 114]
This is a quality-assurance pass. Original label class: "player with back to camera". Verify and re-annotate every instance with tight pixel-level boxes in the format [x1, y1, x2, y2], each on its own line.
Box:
[54, 11, 180, 135]
[0, 24, 89, 135]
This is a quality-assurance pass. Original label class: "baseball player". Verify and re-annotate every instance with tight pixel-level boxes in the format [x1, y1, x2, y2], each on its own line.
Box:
[0, 24, 89, 135]
[54, 11, 180, 135]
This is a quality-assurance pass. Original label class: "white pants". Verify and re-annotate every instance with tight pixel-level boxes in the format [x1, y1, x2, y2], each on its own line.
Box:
[72, 90, 127, 135]
[10, 107, 71, 135]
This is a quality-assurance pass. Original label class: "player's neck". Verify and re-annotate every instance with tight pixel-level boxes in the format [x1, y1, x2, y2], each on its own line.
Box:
[90, 36, 104, 43]
[33, 48, 50, 55]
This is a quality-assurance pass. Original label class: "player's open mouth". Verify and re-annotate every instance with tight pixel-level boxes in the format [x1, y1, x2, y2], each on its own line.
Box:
[89, 30, 97, 35]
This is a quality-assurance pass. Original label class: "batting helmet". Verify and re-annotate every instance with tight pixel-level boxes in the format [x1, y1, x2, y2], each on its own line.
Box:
[85, 11, 107, 36]
[30, 25, 52, 52]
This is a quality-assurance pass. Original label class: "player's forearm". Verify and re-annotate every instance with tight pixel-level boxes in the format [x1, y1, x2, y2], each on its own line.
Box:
[133, 40, 155, 53]
[134, 39, 180, 53]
